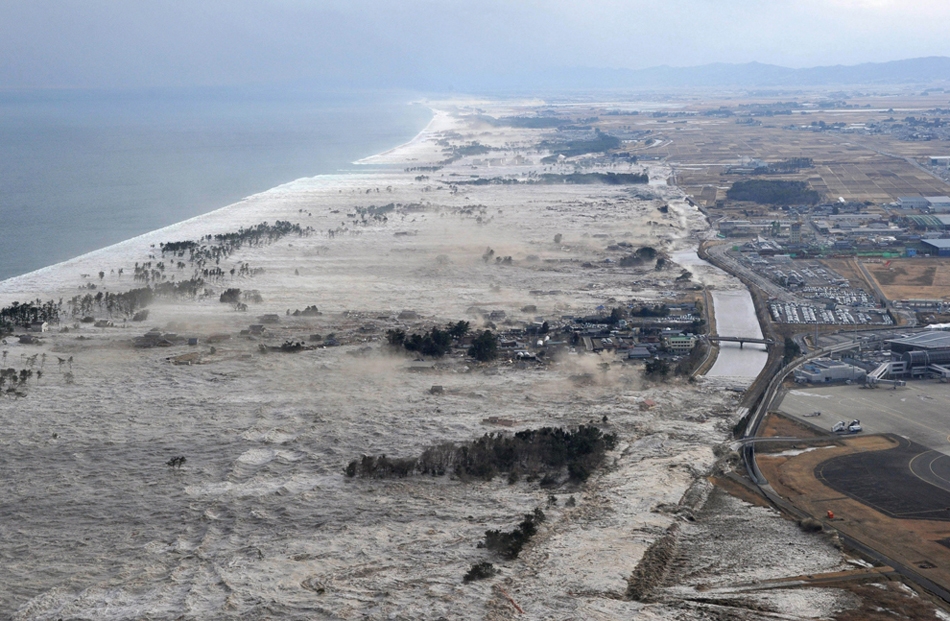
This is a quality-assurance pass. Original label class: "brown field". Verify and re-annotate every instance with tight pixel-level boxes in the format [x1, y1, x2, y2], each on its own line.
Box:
[758, 434, 950, 595]
[820, 258, 869, 290]
[594, 93, 950, 208]
[862, 258, 950, 301]
[759, 410, 824, 440]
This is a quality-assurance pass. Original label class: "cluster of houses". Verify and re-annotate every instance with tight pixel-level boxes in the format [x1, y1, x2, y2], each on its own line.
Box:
[493, 304, 703, 362]
[116, 301, 706, 365]
[5, 321, 49, 344]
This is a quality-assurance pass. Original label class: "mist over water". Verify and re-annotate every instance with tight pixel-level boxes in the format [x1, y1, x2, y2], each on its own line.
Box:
[0, 90, 431, 280]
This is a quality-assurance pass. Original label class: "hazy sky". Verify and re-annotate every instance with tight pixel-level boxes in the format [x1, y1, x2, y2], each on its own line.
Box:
[3, 0, 949, 90]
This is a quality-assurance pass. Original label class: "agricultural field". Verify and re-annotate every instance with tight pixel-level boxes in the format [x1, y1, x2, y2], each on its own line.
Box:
[863, 257, 950, 301]
[594, 93, 950, 208]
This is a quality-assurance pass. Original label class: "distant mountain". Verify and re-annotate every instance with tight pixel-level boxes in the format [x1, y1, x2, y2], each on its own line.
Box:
[476, 57, 950, 92]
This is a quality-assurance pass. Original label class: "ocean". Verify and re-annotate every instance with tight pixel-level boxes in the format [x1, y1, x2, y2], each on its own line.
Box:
[0, 89, 432, 281]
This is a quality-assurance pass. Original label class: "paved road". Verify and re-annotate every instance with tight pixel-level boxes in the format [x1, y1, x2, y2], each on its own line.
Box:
[706, 243, 797, 302]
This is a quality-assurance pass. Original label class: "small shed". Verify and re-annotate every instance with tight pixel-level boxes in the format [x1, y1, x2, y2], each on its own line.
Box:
[30, 321, 49, 333]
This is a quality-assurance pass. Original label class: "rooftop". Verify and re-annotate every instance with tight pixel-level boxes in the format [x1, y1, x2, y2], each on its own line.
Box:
[887, 331, 950, 350]
[922, 239, 950, 249]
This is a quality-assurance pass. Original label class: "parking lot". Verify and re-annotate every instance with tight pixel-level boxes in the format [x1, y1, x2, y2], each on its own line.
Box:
[777, 380, 950, 456]
[729, 250, 892, 326]
[768, 300, 892, 325]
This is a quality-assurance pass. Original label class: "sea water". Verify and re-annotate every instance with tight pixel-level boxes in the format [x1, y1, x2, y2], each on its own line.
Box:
[0, 89, 431, 281]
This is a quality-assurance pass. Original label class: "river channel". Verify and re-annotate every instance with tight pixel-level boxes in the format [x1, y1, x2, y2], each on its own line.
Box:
[672, 250, 769, 381]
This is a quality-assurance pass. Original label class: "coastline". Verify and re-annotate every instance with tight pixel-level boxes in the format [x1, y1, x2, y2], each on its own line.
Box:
[0, 94, 435, 285]
[0, 109, 444, 304]
[0, 101, 853, 620]
[353, 107, 449, 165]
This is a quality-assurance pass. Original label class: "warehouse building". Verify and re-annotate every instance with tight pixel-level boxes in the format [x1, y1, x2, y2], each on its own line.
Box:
[794, 358, 866, 384]
[898, 196, 930, 210]
[927, 196, 950, 213]
[921, 238, 950, 256]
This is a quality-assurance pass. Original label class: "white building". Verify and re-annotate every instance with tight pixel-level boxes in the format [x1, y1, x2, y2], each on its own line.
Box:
[794, 358, 866, 383]
[926, 196, 950, 213]
[898, 196, 930, 209]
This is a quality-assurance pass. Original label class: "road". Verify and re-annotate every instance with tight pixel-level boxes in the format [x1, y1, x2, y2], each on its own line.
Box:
[706, 243, 799, 303]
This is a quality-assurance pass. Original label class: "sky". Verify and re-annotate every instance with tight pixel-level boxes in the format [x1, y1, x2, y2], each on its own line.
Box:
[2, 0, 950, 91]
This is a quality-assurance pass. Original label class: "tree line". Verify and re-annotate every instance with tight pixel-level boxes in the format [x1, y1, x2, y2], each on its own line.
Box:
[159, 220, 314, 274]
[67, 278, 206, 318]
[0, 299, 60, 330]
[726, 179, 820, 205]
[345, 425, 617, 484]
[385, 322, 498, 361]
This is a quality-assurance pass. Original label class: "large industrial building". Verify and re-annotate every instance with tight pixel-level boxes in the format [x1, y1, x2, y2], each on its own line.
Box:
[882, 332, 950, 379]
[896, 196, 950, 212]
[795, 358, 866, 384]
[898, 196, 931, 210]
[921, 238, 950, 257]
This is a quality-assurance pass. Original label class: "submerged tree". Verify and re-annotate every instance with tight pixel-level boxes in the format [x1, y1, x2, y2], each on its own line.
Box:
[468, 330, 498, 362]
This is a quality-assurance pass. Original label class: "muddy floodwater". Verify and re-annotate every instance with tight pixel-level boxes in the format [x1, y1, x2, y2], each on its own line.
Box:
[0, 105, 863, 620]
[669, 250, 767, 381]
[707, 289, 769, 380]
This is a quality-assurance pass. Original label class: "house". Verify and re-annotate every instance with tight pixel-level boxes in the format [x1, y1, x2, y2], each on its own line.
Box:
[133, 330, 177, 348]
[29, 321, 48, 332]
[627, 346, 653, 359]
[258, 314, 280, 324]
[249, 324, 266, 335]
